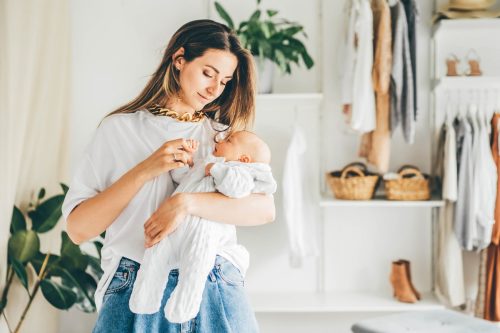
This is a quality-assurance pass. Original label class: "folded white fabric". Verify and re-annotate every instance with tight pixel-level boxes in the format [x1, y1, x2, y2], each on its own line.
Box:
[130, 156, 276, 323]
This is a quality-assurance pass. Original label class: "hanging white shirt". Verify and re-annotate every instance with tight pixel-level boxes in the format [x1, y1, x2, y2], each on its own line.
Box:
[339, 0, 376, 133]
[473, 114, 497, 250]
[282, 124, 319, 267]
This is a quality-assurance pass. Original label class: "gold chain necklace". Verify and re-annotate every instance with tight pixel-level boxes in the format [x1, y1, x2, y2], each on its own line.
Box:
[148, 104, 205, 123]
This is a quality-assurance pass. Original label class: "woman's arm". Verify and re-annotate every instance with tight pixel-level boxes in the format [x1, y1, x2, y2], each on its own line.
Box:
[187, 192, 275, 226]
[67, 167, 148, 245]
[144, 192, 275, 247]
[67, 138, 195, 245]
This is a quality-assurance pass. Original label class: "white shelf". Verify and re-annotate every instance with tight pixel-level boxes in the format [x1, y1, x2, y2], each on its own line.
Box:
[257, 93, 323, 101]
[320, 194, 445, 208]
[433, 76, 500, 91]
[249, 291, 444, 313]
[256, 93, 323, 108]
[433, 18, 500, 38]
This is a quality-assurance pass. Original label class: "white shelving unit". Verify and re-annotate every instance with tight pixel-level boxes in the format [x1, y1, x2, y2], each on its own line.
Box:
[249, 90, 446, 313]
[434, 76, 500, 92]
[428, 18, 500, 316]
[320, 194, 445, 208]
[250, 291, 442, 313]
[248, 23, 500, 317]
[249, 81, 449, 315]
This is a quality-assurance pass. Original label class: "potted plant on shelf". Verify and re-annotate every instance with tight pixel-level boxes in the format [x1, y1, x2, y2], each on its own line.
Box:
[0, 184, 103, 333]
[214, 0, 314, 93]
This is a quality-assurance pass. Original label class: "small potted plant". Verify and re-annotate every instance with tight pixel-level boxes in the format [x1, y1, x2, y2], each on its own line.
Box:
[215, 0, 314, 93]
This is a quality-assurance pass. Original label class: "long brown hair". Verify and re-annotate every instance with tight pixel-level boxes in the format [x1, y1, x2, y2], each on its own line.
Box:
[104, 19, 256, 132]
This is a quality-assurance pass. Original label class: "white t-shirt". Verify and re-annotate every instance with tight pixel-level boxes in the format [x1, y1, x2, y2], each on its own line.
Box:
[61, 109, 249, 311]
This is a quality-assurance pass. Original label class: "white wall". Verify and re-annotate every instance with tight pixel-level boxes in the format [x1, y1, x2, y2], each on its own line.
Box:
[61, 1, 438, 332]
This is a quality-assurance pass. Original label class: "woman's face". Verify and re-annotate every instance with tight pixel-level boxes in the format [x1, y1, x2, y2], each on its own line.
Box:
[175, 48, 238, 111]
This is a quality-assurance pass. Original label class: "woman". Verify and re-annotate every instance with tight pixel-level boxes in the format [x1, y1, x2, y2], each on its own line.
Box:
[62, 19, 275, 332]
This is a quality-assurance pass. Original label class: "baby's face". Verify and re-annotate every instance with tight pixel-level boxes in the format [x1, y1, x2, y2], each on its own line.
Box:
[213, 131, 248, 161]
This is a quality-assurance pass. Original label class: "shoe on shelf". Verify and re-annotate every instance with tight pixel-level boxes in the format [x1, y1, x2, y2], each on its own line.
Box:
[465, 49, 482, 76]
[445, 53, 461, 76]
[389, 260, 419, 303]
[397, 259, 421, 300]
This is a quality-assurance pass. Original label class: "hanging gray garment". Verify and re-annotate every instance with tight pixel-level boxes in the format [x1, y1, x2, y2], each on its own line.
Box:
[432, 123, 446, 192]
[454, 117, 464, 174]
[389, 1, 415, 143]
[454, 117, 475, 250]
[401, 0, 419, 121]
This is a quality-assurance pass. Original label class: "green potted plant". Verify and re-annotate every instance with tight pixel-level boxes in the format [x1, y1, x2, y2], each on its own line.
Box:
[215, 0, 314, 93]
[0, 184, 103, 333]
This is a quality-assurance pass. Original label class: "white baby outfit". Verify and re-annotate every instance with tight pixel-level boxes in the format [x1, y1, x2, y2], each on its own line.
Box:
[61, 110, 250, 313]
[129, 156, 277, 323]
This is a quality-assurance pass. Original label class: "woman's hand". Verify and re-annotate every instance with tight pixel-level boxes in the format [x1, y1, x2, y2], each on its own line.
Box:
[134, 138, 199, 182]
[143, 193, 190, 248]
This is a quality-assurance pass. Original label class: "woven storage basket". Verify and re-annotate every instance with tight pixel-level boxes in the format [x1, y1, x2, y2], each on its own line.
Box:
[326, 164, 380, 200]
[384, 166, 430, 201]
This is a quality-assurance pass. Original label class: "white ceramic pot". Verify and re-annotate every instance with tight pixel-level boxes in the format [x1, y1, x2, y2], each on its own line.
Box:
[253, 56, 275, 94]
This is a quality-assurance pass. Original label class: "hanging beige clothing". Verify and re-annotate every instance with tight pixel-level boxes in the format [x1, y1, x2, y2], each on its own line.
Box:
[359, 0, 392, 173]
[434, 121, 465, 307]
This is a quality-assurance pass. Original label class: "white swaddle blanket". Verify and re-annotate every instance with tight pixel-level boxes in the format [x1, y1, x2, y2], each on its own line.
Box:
[129, 155, 277, 323]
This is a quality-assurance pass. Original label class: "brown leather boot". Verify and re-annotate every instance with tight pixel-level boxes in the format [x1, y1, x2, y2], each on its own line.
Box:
[390, 261, 418, 303]
[398, 259, 421, 300]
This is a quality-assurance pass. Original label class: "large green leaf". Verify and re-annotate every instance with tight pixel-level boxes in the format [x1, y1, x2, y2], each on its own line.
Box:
[281, 26, 303, 37]
[214, 2, 234, 30]
[37, 188, 46, 201]
[60, 269, 97, 313]
[10, 206, 26, 234]
[301, 51, 314, 69]
[40, 279, 77, 310]
[266, 9, 278, 17]
[29, 194, 65, 233]
[10, 257, 29, 292]
[8, 230, 40, 263]
[30, 252, 61, 277]
[249, 9, 261, 22]
[60, 232, 88, 271]
[60, 183, 69, 195]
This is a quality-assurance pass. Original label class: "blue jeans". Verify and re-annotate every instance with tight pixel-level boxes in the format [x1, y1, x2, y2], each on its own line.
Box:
[92, 255, 259, 333]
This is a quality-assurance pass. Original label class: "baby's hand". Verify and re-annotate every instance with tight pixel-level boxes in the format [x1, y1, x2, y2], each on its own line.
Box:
[184, 139, 200, 153]
[205, 163, 214, 176]
[183, 139, 199, 167]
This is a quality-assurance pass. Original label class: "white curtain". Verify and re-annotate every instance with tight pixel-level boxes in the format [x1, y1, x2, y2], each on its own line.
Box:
[0, 0, 70, 332]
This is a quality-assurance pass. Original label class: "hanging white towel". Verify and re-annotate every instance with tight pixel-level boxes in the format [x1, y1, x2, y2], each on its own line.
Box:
[282, 125, 319, 268]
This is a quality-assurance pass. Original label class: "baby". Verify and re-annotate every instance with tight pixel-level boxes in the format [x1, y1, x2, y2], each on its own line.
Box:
[130, 130, 277, 323]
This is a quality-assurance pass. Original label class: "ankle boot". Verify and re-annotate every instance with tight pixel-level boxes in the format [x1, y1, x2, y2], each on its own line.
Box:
[398, 259, 421, 300]
[389, 261, 418, 303]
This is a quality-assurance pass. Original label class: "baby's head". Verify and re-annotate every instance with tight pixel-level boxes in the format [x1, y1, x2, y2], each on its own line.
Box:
[213, 130, 271, 164]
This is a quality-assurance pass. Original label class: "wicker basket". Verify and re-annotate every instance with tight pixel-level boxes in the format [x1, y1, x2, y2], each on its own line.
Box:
[326, 164, 380, 200]
[384, 166, 430, 201]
